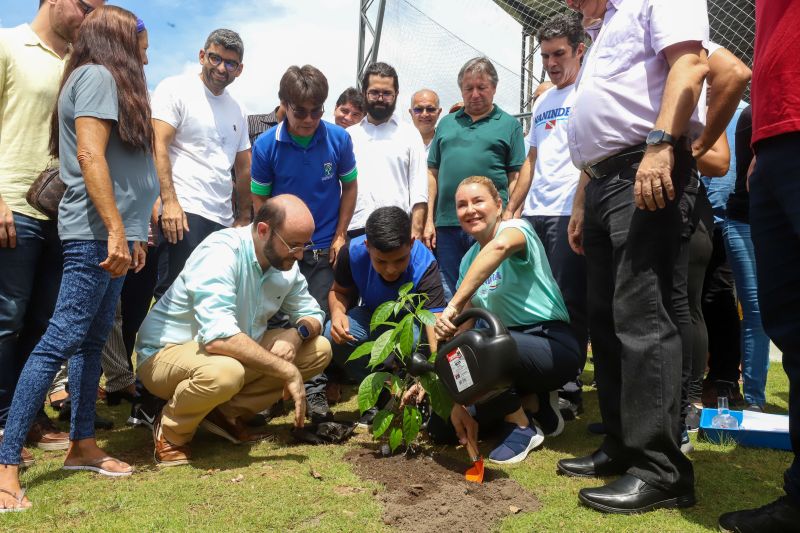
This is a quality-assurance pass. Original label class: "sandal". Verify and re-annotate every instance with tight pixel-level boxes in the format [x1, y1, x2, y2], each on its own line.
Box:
[63, 456, 133, 477]
[0, 487, 30, 513]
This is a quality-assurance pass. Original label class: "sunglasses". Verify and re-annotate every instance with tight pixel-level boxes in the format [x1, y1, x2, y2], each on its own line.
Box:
[289, 103, 325, 120]
[206, 52, 240, 72]
[412, 106, 439, 115]
[273, 229, 314, 254]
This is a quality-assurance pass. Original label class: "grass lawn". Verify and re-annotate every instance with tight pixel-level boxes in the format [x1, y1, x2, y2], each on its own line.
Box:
[2, 361, 792, 532]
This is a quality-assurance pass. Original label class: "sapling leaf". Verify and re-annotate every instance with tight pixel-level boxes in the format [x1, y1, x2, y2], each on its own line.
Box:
[389, 427, 403, 452]
[402, 405, 422, 445]
[397, 314, 415, 358]
[372, 410, 394, 438]
[390, 374, 403, 395]
[370, 301, 395, 332]
[393, 300, 403, 316]
[420, 372, 453, 420]
[358, 371, 391, 414]
[417, 309, 436, 327]
[346, 341, 374, 362]
[367, 330, 394, 369]
[398, 282, 413, 297]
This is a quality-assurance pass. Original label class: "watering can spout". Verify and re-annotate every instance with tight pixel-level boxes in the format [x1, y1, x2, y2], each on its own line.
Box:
[406, 351, 435, 377]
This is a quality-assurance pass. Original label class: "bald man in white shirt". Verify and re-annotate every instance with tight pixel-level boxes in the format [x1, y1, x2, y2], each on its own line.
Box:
[559, 0, 709, 514]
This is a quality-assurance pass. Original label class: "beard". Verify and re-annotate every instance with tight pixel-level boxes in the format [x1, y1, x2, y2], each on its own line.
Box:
[367, 99, 396, 122]
[264, 235, 291, 271]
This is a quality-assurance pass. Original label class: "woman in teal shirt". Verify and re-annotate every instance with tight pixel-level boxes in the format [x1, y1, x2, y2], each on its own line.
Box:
[433, 176, 580, 464]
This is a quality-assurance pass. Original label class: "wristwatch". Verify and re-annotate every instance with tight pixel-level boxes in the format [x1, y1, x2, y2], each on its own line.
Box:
[646, 129, 676, 147]
[295, 324, 311, 341]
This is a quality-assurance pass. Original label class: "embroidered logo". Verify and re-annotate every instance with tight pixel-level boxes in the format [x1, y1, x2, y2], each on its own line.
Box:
[321, 162, 334, 181]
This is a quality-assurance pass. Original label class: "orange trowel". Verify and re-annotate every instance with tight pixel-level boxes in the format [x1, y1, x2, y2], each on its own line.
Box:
[464, 441, 484, 484]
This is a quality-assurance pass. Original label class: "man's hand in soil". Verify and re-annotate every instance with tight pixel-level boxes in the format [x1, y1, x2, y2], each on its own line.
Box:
[400, 383, 426, 409]
[451, 404, 478, 449]
[285, 368, 306, 428]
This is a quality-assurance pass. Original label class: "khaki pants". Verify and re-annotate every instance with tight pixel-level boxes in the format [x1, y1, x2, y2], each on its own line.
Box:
[138, 329, 331, 445]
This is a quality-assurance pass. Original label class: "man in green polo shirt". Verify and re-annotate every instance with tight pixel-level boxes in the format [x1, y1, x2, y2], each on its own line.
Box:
[423, 57, 526, 298]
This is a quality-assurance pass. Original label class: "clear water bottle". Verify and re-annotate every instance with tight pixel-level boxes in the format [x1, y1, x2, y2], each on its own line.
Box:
[711, 396, 739, 429]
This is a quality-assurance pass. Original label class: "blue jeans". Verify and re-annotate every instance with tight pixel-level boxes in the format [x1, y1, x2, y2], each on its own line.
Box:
[749, 132, 800, 503]
[0, 240, 127, 464]
[0, 213, 63, 427]
[434, 226, 475, 300]
[324, 306, 420, 384]
[723, 219, 771, 407]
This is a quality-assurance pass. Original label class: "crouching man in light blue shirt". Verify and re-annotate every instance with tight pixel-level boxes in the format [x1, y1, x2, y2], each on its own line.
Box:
[135, 195, 331, 466]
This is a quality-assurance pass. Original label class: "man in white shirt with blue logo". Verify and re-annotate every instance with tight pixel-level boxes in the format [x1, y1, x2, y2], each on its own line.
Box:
[136, 195, 331, 467]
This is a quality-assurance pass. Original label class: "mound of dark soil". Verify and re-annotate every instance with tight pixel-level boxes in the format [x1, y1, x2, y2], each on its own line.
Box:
[344, 447, 540, 532]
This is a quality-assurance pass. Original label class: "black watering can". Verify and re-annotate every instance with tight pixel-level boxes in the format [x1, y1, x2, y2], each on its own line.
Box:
[406, 308, 517, 405]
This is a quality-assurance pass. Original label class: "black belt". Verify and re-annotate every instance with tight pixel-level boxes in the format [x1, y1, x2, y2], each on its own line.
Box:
[584, 138, 691, 180]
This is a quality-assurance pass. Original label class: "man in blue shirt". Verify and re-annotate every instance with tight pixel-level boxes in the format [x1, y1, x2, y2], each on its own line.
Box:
[326, 207, 445, 424]
[136, 195, 331, 466]
[251, 65, 357, 423]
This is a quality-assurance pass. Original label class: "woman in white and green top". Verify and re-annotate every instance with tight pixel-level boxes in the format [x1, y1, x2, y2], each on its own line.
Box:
[433, 176, 580, 464]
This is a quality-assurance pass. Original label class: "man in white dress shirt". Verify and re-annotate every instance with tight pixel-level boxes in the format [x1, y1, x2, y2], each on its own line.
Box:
[559, 0, 709, 513]
[347, 62, 428, 239]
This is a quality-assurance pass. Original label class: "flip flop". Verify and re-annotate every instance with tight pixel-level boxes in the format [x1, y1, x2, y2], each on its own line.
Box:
[62, 456, 133, 477]
[0, 487, 30, 513]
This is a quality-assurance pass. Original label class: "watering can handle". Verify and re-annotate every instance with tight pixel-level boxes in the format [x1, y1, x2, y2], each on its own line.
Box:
[450, 308, 508, 336]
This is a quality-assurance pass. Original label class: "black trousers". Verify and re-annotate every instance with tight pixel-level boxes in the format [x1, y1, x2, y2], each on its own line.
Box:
[702, 225, 742, 384]
[154, 212, 226, 301]
[582, 148, 694, 492]
[299, 249, 335, 397]
[750, 132, 800, 503]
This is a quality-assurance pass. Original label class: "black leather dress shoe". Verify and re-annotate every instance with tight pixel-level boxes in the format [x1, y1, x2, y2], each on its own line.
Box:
[578, 474, 695, 514]
[557, 449, 627, 478]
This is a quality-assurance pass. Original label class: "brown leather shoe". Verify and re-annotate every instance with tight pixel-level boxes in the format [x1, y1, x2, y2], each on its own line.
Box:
[153, 416, 190, 467]
[0, 435, 35, 468]
[200, 409, 270, 444]
[26, 418, 69, 451]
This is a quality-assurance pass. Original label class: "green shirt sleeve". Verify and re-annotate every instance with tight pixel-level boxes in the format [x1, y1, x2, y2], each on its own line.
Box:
[340, 167, 358, 183]
[250, 181, 272, 196]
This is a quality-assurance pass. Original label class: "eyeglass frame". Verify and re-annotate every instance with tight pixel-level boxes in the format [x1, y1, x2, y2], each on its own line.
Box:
[273, 228, 314, 254]
[205, 51, 241, 72]
[366, 89, 396, 102]
[411, 106, 439, 115]
[288, 102, 325, 120]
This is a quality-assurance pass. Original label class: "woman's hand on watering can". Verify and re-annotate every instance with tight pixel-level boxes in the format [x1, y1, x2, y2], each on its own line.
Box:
[435, 304, 459, 341]
[451, 404, 479, 449]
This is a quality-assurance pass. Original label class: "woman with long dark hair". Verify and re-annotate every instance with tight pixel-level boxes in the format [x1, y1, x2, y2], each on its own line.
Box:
[0, 6, 158, 512]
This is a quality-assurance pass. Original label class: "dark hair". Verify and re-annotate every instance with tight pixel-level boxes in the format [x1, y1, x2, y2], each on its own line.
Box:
[361, 62, 399, 94]
[458, 57, 498, 88]
[204, 28, 244, 61]
[49, 5, 153, 156]
[39, 0, 46, 7]
[536, 12, 587, 52]
[365, 206, 412, 252]
[254, 198, 287, 229]
[336, 87, 364, 111]
[279, 65, 329, 107]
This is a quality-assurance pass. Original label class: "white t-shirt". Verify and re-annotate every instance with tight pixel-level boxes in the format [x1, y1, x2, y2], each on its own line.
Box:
[522, 85, 581, 217]
[347, 113, 428, 230]
[151, 73, 250, 227]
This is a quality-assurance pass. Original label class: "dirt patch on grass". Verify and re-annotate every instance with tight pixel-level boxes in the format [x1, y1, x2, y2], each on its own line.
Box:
[344, 447, 540, 532]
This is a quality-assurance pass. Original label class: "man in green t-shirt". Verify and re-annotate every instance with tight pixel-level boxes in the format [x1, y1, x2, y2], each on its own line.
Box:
[423, 57, 526, 298]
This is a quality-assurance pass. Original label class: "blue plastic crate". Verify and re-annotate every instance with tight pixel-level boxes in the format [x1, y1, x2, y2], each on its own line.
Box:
[699, 408, 791, 451]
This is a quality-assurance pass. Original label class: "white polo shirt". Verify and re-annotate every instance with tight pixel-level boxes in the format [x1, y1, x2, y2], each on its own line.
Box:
[522, 84, 581, 217]
[567, 0, 709, 169]
[347, 113, 428, 231]
[151, 73, 250, 227]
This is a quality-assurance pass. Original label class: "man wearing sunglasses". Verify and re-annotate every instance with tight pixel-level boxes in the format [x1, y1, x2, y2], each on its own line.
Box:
[150, 29, 252, 302]
[347, 62, 428, 240]
[251, 64, 358, 423]
[408, 89, 442, 156]
[135, 194, 331, 466]
[0, 0, 106, 467]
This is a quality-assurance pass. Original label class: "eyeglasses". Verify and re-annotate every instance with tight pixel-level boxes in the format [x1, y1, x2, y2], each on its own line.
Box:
[366, 90, 396, 101]
[75, 0, 95, 16]
[412, 106, 439, 115]
[206, 52, 240, 72]
[273, 229, 314, 254]
[289, 103, 325, 120]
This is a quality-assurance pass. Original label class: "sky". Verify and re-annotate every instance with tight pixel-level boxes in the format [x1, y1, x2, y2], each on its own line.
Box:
[3, 0, 538, 123]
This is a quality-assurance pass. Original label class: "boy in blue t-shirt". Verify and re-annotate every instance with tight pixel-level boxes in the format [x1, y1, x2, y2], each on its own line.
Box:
[325, 207, 446, 392]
